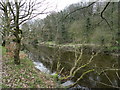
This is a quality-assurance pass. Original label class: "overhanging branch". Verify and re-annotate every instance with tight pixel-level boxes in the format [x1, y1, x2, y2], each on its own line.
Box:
[64, 1, 97, 19]
[100, 1, 112, 30]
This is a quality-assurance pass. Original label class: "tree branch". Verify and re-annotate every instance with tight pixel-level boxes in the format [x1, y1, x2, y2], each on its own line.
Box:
[64, 1, 97, 19]
[100, 1, 112, 30]
[8, 2, 16, 21]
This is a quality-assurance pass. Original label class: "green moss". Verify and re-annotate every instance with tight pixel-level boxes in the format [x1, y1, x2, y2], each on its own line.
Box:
[108, 46, 120, 51]
[1, 84, 10, 88]
[51, 74, 58, 78]
[0, 45, 6, 55]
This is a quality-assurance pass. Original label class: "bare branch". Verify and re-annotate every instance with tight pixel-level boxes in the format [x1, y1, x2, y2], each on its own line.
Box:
[70, 69, 95, 87]
[8, 2, 16, 21]
[100, 1, 112, 30]
[102, 69, 113, 85]
[99, 68, 120, 75]
[64, 1, 97, 19]
[116, 72, 120, 80]
[92, 79, 120, 88]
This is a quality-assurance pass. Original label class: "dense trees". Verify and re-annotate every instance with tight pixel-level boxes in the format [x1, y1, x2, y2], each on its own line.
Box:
[23, 2, 118, 46]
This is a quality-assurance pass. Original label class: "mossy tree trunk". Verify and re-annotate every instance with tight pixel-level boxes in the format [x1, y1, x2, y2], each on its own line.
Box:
[1, 0, 46, 64]
[13, 1, 21, 65]
[14, 33, 21, 65]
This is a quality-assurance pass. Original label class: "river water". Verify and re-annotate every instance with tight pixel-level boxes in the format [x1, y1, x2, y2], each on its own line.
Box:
[24, 44, 119, 88]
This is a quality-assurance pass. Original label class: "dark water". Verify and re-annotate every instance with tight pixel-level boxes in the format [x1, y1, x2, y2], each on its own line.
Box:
[24, 44, 119, 88]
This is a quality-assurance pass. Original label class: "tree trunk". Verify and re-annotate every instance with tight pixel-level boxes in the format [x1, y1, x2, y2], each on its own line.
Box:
[14, 38, 21, 65]
[2, 40, 6, 47]
[13, 1, 21, 65]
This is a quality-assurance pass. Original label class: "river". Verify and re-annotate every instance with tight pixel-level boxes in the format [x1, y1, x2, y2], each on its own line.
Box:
[24, 44, 119, 88]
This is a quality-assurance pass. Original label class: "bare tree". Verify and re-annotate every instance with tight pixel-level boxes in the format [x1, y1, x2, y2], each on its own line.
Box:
[0, 1, 11, 46]
[0, 0, 50, 64]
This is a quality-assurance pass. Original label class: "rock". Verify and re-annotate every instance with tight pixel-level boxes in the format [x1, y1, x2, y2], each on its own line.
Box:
[61, 80, 74, 87]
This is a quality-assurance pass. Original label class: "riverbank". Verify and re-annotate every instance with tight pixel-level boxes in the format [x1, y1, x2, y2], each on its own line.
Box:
[1, 46, 57, 88]
[37, 42, 120, 56]
[38, 42, 101, 48]
[23, 43, 120, 88]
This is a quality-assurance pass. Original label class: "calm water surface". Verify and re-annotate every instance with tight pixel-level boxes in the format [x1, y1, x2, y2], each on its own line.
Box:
[25, 44, 119, 88]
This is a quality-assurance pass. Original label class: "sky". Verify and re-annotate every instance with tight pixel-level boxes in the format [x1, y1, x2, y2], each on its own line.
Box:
[53, 0, 82, 11]
[6, 0, 119, 19]
[7, 0, 119, 19]
[35, 0, 119, 19]
[1, 0, 88, 19]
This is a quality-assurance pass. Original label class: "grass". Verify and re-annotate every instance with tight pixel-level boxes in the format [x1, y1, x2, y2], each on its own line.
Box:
[1, 45, 57, 88]
[108, 46, 120, 51]
[0, 45, 6, 55]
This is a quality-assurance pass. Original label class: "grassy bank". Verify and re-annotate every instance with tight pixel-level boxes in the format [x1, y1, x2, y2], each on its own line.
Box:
[1, 46, 57, 88]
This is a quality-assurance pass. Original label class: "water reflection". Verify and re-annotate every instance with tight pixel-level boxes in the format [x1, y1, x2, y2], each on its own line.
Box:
[25, 44, 119, 88]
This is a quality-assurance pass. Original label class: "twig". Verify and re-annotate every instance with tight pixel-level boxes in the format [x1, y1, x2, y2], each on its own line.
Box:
[69, 69, 94, 87]
[72, 50, 100, 76]
[92, 79, 120, 88]
[116, 72, 120, 80]
[99, 68, 120, 75]
[102, 69, 113, 85]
